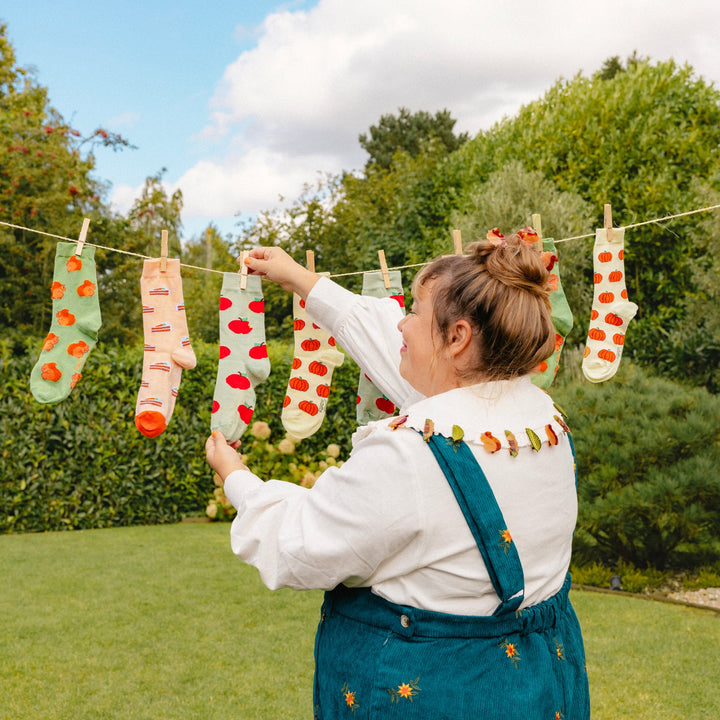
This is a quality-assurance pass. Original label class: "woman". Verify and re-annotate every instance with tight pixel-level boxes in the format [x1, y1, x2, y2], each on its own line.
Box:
[206, 236, 590, 719]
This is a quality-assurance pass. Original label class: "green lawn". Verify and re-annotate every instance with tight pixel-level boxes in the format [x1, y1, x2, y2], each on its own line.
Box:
[1, 523, 718, 719]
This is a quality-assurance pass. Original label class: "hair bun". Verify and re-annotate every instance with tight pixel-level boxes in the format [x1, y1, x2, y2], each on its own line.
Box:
[468, 233, 552, 301]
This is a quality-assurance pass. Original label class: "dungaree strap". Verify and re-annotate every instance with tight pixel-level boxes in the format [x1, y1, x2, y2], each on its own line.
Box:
[424, 434, 525, 615]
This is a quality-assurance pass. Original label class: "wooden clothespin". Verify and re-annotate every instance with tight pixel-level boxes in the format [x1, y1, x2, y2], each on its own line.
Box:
[378, 249, 391, 289]
[75, 218, 90, 256]
[239, 250, 249, 290]
[160, 229, 168, 272]
[604, 203, 613, 242]
[452, 229, 463, 255]
[306, 250, 315, 272]
[531, 213, 543, 251]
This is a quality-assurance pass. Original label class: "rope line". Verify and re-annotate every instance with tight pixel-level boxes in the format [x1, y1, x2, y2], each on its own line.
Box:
[2, 201, 720, 277]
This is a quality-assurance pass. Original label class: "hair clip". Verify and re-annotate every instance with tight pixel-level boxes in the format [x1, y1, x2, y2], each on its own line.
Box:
[541, 251, 558, 271]
[486, 228, 506, 247]
[517, 227, 539, 247]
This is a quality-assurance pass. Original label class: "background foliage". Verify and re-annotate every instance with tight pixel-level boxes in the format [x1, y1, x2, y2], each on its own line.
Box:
[2, 23, 720, 576]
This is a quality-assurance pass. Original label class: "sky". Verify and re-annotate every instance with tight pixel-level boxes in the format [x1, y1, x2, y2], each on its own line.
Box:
[3, 0, 720, 242]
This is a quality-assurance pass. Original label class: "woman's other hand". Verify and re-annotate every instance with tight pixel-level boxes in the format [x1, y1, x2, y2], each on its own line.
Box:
[205, 431, 248, 481]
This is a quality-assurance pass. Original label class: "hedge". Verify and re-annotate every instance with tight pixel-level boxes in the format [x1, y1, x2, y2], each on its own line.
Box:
[0, 338, 360, 534]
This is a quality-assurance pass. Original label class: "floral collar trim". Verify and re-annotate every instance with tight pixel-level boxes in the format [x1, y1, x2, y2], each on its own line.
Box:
[388, 403, 570, 456]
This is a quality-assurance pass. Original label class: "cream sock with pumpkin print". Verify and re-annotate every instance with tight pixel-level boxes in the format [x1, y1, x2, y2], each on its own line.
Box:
[582, 227, 638, 383]
[30, 242, 102, 404]
[211, 273, 270, 442]
[282, 289, 344, 440]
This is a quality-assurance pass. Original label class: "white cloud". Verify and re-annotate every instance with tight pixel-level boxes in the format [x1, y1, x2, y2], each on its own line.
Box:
[172, 146, 340, 218]
[179, 0, 720, 227]
[109, 182, 142, 216]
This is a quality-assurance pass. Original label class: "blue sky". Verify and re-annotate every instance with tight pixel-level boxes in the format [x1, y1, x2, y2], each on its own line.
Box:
[3, 1, 720, 242]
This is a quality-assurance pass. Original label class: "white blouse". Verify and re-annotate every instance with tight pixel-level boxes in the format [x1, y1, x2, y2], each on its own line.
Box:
[223, 277, 577, 616]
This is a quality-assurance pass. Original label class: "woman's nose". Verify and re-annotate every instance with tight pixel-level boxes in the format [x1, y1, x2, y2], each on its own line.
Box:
[397, 315, 407, 332]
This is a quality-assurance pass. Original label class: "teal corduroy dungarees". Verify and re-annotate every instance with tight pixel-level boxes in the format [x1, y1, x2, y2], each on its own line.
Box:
[313, 433, 590, 719]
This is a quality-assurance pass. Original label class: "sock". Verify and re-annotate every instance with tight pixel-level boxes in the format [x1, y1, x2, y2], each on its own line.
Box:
[282, 285, 344, 440]
[211, 273, 270, 442]
[582, 227, 638, 383]
[356, 270, 404, 424]
[30, 242, 102, 403]
[135, 258, 196, 438]
[532, 238, 573, 390]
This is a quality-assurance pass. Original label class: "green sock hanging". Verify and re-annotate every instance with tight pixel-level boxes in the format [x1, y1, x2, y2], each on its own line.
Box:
[30, 242, 102, 403]
[211, 273, 270, 442]
[532, 237, 573, 390]
[356, 269, 405, 424]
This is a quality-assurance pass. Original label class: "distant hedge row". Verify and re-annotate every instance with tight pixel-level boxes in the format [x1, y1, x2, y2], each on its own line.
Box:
[0, 339, 359, 534]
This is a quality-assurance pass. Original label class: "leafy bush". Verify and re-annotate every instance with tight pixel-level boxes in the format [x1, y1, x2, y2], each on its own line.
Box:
[554, 362, 720, 570]
[0, 338, 361, 534]
[569, 561, 670, 593]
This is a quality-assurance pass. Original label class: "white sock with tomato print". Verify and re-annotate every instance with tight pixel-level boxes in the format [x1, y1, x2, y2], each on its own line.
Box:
[282, 291, 344, 440]
[211, 273, 270, 442]
[582, 227, 638, 383]
[356, 269, 404, 425]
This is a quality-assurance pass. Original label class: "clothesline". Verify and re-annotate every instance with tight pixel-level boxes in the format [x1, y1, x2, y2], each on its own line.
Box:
[2, 202, 720, 279]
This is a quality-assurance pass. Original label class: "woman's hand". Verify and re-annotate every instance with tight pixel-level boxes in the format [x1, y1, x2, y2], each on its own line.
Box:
[244, 246, 321, 298]
[205, 431, 249, 482]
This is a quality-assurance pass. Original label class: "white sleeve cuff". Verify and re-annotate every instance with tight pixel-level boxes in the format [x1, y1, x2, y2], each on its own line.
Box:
[223, 469, 264, 510]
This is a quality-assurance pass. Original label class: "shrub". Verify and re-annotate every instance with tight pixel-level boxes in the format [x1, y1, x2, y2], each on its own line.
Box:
[554, 361, 720, 570]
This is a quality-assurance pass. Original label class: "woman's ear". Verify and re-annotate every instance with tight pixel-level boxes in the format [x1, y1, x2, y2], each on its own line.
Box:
[446, 319, 474, 357]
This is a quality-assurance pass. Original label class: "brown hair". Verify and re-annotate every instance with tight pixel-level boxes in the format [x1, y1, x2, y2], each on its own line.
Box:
[413, 235, 556, 381]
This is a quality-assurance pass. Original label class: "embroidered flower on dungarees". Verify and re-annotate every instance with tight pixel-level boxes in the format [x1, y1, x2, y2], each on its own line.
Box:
[387, 678, 421, 703]
[554, 637, 565, 660]
[498, 638, 521, 668]
[342, 683, 359, 713]
[499, 528, 513, 554]
[555, 709, 565, 720]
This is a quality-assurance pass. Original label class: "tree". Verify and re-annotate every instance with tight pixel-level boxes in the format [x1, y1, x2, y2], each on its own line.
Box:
[181, 223, 238, 343]
[451, 160, 595, 344]
[0, 23, 131, 343]
[449, 57, 720, 384]
[95, 171, 184, 345]
[359, 107, 468, 170]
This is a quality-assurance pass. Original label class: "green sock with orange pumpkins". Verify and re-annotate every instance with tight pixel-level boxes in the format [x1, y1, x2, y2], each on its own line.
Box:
[30, 242, 102, 404]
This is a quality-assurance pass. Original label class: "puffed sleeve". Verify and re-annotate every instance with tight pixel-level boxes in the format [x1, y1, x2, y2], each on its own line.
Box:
[305, 276, 424, 411]
[223, 426, 424, 591]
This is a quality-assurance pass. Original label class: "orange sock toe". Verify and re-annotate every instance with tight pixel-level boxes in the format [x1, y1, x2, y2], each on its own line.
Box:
[135, 410, 167, 438]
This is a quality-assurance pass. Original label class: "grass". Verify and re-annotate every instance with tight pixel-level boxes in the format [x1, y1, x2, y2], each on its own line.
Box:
[1, 524, 718, 719]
